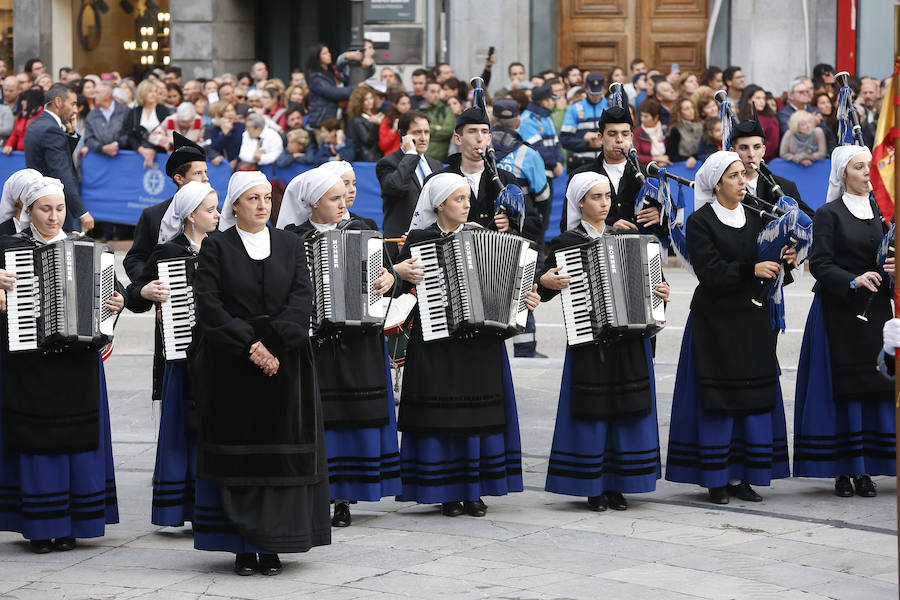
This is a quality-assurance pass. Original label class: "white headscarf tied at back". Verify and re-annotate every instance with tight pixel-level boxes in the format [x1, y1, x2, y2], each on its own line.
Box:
[218, 171, 271, 231]
[693, 150, 742, 210]
[318, 160, 354, 178]
[0, 168, 42, 227]
[827, 145, 872, 203]
[158, 181, 216, 244]
[275, 167, 343, 229]
[409, 173, 468, 231]
[20, 176, 65, 228]
[565, 172, 611, 231]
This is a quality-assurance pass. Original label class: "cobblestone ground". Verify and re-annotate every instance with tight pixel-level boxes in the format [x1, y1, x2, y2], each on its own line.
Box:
[0, 262, 895, 599]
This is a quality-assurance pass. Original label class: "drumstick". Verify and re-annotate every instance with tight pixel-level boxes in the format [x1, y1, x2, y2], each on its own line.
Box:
[385, 238, 405, 243]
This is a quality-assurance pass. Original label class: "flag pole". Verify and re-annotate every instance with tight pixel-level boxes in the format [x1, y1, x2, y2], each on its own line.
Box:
[894, 0, 900, 571]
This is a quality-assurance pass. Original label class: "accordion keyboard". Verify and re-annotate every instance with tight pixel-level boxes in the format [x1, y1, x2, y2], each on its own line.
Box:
[158, 258, 196, 361]
[5, 248, 38, 351]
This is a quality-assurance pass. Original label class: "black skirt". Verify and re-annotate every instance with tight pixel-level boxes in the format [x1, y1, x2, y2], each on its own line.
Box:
[569, 335, 652, 420]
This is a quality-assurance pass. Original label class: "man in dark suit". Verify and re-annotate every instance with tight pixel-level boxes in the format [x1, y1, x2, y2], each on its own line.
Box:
[731, 119, 815, 218]
[375, 110, 443, 257]
[124, 131, 209, 403]
[564, 106, 661, 236]
[24, 83, 92, 232]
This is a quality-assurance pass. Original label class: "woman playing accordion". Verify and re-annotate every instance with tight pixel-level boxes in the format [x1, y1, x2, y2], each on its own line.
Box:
[793, 145, 895, 497]
[125, 181, 220, 528]
[665, 151, 794, 504]
[277, 165, 401, 528]
[0, 177, 125, 553]
[539, 172, 668, 511]
[392, 173, 540, 518]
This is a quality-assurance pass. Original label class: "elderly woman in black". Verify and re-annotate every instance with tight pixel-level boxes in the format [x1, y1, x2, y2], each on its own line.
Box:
[191, 171, 330, 576]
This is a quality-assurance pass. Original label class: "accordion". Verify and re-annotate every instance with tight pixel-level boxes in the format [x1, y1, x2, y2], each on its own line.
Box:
[308, 229, 385, 332]
[556, 233, 665, 346]
[410, 229, 538, 342]
[5, 239, 116, 352]
[157, 256, 198, 361]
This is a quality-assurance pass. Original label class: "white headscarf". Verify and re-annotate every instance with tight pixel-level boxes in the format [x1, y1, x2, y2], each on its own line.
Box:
[20, 176, 65, 228]
[0, 169, 42, 227]
[218, 171, 271, 231]
[693, 151, 742, 210]
[827, 145, 872, 203]
[318, 160, 354, 178]
[275, 168, 343, 229]
[158, 181, 216, 244]
[409, 173, 469, 231]
[565, 172, 611, 231]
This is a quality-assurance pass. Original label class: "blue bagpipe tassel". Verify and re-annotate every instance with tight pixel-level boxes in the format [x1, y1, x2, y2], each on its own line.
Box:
[720, 100, 734, 151]
[835, 84, 856, 146]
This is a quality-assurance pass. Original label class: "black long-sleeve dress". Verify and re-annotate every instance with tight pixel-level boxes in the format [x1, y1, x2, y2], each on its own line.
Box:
[191, 225, 330, 553]
[793, 196, 895, 477]
[539, 225, 661, 497]
[665, 202, 790, 488]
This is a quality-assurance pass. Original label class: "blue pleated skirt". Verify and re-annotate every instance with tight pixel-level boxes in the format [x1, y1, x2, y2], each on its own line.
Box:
[793, 296, 896, 477]
[0, 356, 118, 541]
[545, 340, 661, 497]
[396, 347, 523, 504]
[325, 354, 401, 501]
[665, 317, 791, 488]
[151, 362, 197, 526]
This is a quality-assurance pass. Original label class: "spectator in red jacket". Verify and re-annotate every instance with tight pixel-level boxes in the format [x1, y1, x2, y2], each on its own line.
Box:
[738, 84, 780, 162]
[633, 97, 670, 166]
[378, 91, 411, 155]
[3, 88, 44, 154]
[261, 86, 287, 131]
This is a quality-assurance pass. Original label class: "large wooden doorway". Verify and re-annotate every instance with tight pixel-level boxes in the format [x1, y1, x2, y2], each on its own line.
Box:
[557, 0, 709, 74]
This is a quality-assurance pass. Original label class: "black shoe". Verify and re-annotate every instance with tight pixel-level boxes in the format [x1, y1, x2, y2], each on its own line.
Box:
[834, 475, 854, 497]
[708, 486, 729, 504]
[602, 491, 628, 511]
[28, 539, 53, 554]
[854, 475, 877, 497]
[331, 502, 351, 527]
[233, 552, 258, 576]
[441, 501, 464, 517]
[726, 481, 763, 502]
[53, 537, 76, 551]
[514, 350, 548, 358]
[587, 495, 607, 511]
[257, 553, 282, 576]
[464, 499, 487, 517]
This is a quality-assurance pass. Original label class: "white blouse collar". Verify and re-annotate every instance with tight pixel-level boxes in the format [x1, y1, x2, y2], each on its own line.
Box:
[236, 225, 271, 260]
[29, 225, 67, 245]
[842, 192, 874, 220]
[711, 200, 747, 229]
[580, 219, 606, 239]
[437, 222, 464, 234]
[311, 220, 338, 233]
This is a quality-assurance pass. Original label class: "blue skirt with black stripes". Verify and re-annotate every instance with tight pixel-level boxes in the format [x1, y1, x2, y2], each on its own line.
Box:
[0, 357, 118, 541]
[665, 316, 791, 488]
[396, 348, 523, 504]
[793, 296, 896, 477]
[545, 340, 661, 497]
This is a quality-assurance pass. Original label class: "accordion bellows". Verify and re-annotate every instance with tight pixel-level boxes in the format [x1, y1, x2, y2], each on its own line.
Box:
[410, 230, 538, 341]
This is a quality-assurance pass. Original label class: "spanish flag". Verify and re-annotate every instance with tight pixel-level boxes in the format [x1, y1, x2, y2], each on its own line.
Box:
[871, 57, 899, 221]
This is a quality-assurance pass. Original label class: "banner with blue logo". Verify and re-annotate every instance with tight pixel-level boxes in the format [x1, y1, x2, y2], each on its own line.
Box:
[4, 151, 831, 242]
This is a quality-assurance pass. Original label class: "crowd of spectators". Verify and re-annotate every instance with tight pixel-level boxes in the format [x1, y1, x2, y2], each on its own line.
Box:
[0, 47, 889, 238]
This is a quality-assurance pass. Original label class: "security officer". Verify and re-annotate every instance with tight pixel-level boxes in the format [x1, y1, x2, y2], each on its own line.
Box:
[560, 72, 609, 171]
[491, 98, 549, 359]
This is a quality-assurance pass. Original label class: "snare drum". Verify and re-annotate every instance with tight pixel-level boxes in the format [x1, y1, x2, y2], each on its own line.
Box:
[383, 294, 417, 367]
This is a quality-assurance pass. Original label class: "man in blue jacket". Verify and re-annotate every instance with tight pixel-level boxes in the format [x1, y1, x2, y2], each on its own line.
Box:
[560, 72, 609, 171]
[24, 83, 92, 232]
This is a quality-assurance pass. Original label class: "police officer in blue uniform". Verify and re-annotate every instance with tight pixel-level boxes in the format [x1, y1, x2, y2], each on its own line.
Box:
[560, 73, 609, 171]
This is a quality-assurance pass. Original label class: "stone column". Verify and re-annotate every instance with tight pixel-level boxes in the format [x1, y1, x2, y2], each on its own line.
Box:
[13, 0, 53, 73]
[170, 0, 255, 79]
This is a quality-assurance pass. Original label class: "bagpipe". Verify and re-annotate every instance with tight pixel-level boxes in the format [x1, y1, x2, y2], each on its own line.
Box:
[714, 91, 813, 331]
[833, 71, 895, 321]
[470, 76, 526, 232]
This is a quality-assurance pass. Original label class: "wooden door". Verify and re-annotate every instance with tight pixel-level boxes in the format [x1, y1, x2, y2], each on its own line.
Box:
[557, 0, 708, 74]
